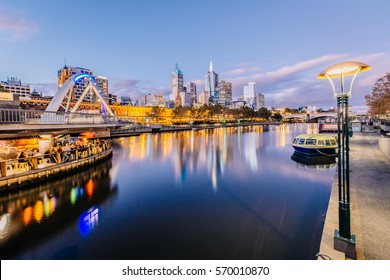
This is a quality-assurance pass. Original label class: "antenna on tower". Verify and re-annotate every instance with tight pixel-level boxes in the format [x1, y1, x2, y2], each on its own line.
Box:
[209, 56, 213, 72]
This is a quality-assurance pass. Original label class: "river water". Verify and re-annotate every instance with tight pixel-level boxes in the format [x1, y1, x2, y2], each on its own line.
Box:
[0, 124, 336, 260]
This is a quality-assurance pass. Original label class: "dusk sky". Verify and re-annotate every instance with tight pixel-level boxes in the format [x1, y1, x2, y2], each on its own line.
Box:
[1, 0, 389, 112]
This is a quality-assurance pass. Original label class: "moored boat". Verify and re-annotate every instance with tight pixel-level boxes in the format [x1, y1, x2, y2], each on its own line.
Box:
[291, 134, 337, 156]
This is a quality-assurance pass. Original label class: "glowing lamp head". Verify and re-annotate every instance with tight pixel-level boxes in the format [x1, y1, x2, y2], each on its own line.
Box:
[317, 61, 371, 79]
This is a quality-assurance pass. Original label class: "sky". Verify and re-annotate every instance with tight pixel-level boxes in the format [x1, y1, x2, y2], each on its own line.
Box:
[1, 0, 389, 112]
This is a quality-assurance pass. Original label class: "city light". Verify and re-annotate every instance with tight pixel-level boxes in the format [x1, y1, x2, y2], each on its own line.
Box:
[318, 61, 370, 259]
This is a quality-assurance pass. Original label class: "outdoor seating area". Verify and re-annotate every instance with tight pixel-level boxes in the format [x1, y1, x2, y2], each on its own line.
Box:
[0, 139, 112, 178]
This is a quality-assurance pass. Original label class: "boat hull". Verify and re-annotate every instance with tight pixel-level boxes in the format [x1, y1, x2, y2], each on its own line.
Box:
[292, 145, 336, 156]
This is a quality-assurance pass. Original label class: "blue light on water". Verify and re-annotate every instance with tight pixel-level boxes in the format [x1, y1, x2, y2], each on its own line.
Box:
[78, 206, 100, 237]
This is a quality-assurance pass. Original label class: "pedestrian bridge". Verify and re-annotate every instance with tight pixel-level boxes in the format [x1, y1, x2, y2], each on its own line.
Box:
[0, 73, 118, 138]
[0, 108, 116, 139]
[283, 112, 337, 122]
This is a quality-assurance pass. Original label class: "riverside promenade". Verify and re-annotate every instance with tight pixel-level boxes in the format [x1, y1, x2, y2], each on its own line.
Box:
[319, 132, 390, 260]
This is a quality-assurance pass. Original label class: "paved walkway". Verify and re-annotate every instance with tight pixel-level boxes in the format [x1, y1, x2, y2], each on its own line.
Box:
[319, 132, 390, 260]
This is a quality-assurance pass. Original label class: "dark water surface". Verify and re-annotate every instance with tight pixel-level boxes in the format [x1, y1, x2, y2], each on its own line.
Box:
[0, 124, 336, 259]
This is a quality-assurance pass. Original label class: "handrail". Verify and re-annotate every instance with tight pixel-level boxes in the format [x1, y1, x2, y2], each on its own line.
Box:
[0, 108, 117, 125]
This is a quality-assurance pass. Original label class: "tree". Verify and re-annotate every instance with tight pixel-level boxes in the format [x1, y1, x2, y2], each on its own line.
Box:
[239, 106, 256, 120]
[272, 112, 283, 122]
[147, 106, 164, 123]
[257, 107, 272, 119]
[365, 73, 390, 116]
[172, 106, 188, 123]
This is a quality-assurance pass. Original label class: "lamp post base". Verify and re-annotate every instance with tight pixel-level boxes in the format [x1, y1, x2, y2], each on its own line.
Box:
[334, 230, 356, 259]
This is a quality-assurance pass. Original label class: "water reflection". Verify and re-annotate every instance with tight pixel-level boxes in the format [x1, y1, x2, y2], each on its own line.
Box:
[1, 124, 336, 260]
[0, 160, 116, 259]
[291, 152, 337, 170]
[115, 125, 276, 190]
[79, 206, 100, 237]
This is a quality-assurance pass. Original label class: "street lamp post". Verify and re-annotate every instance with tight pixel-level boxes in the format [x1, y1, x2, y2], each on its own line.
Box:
[317, 61, 370, 259]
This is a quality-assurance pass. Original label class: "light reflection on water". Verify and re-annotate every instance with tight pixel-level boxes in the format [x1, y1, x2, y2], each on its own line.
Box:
[0, 124, 335, 260]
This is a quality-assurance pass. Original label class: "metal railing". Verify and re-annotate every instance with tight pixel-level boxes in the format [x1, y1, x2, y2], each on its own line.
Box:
[0, 108, 117, 125]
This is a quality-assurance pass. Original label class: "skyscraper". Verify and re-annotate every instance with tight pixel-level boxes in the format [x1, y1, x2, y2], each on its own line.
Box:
[205, 60, 219, 105]
[170, 63, 184, 105]
[186, 81, 197, 106]
[218, 80, 232, 106]
[198, 91, 209, 105]
[243, 82, 265, 110]
[94, 76, 109, 104]
[243, 82, 256, 100]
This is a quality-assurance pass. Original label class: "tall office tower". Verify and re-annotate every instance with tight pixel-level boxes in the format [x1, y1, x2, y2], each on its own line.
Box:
[136, 93, 166, 107]
[57, 65, 95, 101]
[198, 91, 209, 105]
[170, 63, 184, 105]
[187, 81, 197, 106]
[256, 93, 265, 109]
[0, 77, 31, 99]
[204, 60, 219, 105]
[180, 89, 192, 107]
[243, 82, 256, 99]
[95, 76, 109, 104]
[243, 82, 257, 110]
[218, 80, 232, 106]
[243, 82, 265, 110]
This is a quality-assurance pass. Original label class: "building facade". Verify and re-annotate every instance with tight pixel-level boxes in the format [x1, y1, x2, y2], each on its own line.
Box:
[108, 93, 117, 105]
[57, 65, 109, 102]
[136, 93, 166, 107]
[94, 76, 109, 103]
[204, 61, 219, 105]
[243, 82, 265, 110]
[218, 80, 232, 106]
[186, 81, 197, 106]
[0, 77, 31, 99]
[170, 63, 184, 105]
[120, 96, 133, 105]
[198, 91, 209, 105]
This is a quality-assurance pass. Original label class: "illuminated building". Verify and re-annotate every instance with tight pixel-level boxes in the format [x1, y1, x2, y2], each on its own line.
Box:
[136, 93, 166, 107]
[57, 65, 94, 101]
[198, 91, 209, 105]
[57, 65, 111, 104]
[218, 80, 232, 106]
[170, 63, 184, 105]
[205, 60, 219, 105]
[187, 81, 197, 106]
[94, 76, 109, 104]
[243, 82, 265, 110]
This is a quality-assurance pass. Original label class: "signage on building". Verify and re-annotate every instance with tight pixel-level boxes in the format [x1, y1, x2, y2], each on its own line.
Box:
[0, 91, 13, 101]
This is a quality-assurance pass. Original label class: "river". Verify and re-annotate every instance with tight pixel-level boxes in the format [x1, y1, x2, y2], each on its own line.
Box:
[0, 123, 336, 259]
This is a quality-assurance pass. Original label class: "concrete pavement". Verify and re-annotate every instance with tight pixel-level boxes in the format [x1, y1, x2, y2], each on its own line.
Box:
[318, 132, 390, 260]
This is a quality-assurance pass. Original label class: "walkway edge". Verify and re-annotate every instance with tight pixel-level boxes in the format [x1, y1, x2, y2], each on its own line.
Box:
[318, 174, 346, 260]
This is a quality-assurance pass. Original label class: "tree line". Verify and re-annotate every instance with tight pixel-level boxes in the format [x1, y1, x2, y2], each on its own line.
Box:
[147, 104, 283, 124]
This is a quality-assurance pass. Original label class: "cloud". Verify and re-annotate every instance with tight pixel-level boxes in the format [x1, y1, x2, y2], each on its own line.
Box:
[110, 77, 170, 100]
[219, 53, 389, 112]
[0, 6, 38, 41]
[222, 66, 262, 77]
[29, 81, 57, 96]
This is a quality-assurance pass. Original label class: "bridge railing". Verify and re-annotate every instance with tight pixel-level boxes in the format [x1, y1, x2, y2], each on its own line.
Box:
[0, 108, 117, 125]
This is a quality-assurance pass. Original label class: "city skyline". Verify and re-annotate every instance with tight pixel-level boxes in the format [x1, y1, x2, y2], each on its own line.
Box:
[1, 0, 390, 112]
